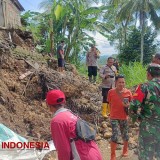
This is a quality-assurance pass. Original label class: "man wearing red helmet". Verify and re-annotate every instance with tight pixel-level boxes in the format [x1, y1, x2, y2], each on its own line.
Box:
[46, 90, 102, 160]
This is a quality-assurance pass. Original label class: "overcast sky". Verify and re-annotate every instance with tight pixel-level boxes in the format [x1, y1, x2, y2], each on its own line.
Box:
[19, 0, 118, 56]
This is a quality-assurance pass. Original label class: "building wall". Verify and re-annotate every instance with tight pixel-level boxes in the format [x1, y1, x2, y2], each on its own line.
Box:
[0, 0, 5, 27]
[0, 0, 22, 29]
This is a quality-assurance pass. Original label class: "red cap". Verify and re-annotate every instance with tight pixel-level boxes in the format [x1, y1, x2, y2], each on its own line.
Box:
[46, 90, 65, 105]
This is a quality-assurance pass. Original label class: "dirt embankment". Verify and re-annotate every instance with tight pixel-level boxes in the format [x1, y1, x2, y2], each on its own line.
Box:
[0, 29, 139, 160]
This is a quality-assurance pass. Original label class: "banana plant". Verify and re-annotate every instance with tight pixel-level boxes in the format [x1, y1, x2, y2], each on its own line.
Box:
[39, 1, 64, 55]
[39, 0, 108, 61]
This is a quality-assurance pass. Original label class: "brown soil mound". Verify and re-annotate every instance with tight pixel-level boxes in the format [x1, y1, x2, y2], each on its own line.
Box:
[0, 29, 138, 160]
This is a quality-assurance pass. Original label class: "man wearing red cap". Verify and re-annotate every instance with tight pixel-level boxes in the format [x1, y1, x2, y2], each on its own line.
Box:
[46, 90, 102, 160]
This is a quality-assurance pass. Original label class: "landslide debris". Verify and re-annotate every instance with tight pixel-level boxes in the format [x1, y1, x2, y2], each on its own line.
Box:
[0, 29, 139, 159]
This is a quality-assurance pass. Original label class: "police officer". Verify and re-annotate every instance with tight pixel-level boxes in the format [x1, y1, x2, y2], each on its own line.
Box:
[99, 57, 117, 118]
[86, 45, 99, 84]
[130, 63, 160, 160]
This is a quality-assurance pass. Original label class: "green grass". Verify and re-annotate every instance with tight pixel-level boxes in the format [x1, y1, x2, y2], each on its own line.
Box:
[77, 64, 101, 83]
[78, 63, 88, 77]
[77, 62, 147, 87]
[119, 62, 147, 88]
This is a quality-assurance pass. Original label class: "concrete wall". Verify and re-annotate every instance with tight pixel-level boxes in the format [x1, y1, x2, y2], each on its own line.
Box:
[0, 0, 22, 29]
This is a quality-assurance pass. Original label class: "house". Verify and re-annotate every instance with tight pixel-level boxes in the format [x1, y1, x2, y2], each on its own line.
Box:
[0, 0, 24, 29]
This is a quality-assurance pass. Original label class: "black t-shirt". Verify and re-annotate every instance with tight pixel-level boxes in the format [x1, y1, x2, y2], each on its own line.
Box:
[57, 44, 64, 58]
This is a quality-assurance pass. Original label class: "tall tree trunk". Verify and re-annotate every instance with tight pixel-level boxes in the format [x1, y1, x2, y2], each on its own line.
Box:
[140, 11, 145, 64]
[140, 26, 144, 63]
[50, 18, 54, 56]
[122, 15, 130, 46]
[50, 31, 54, 55]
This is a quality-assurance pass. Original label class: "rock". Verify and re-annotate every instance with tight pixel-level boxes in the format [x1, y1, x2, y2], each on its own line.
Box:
[0, 96, 6, 104]
[95, 135, 102, 141]
[107, 122, 111, 127]
[101, 121, 107, 128]
[134, 122, 139, 127]
[104, 131, 112, 139]
[108, 127, 112, 132]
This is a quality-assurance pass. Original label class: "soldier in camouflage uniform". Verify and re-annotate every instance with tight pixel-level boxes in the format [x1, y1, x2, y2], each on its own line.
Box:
[130, 63, 160, 160]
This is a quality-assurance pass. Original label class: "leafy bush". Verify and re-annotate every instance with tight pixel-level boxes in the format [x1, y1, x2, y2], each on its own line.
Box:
[77, 64, 101, 83]
[78, 64, 88, 77]
[120, 62, 147, 88]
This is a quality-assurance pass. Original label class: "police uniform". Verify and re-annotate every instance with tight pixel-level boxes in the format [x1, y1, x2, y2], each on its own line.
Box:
[99, 65, 117, 118]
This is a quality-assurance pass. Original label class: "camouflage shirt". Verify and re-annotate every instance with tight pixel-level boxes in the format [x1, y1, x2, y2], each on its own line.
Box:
[130, 78, 160, 123]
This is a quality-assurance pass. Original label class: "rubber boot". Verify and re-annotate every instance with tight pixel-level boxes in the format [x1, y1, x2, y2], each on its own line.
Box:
[102, 103, 107, 118]
[89, 76, 92, 83]
[106, 103, 110, 115]
[122, 141, 128, 157]
[110, 141, 117, 160]
[93, 76, 96, 84]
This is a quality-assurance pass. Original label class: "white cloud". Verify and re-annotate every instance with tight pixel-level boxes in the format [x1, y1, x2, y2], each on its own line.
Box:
[87, 31, 118, 56]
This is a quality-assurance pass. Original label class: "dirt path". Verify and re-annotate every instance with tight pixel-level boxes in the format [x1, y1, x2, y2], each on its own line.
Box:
[97, 140, 138, 160]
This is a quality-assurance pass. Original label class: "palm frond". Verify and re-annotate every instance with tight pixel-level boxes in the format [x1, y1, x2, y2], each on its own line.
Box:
[116, 1, 134, 22]
[149, 2, 160, 29]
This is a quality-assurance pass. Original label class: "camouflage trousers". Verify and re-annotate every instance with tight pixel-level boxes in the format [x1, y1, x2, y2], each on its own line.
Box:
[138, 121, 160, 160]
[110, 119, 129, 143]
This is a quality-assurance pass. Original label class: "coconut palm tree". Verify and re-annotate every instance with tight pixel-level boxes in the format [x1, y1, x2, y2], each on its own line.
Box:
[110, 0, 160, 63]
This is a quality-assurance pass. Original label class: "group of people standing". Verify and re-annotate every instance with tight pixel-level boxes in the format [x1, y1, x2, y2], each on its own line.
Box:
[98, 53, 160, 160]
[51, 43, 160, 160]
[98, 56, 132, 159]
